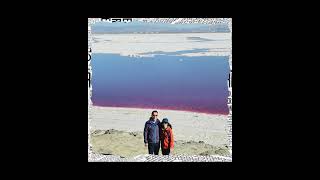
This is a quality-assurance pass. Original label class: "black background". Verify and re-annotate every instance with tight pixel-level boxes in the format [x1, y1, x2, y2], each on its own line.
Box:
[3, 2, 315, 177]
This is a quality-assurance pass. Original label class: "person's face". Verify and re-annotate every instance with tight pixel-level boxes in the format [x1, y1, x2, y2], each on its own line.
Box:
[163, 123, 168, 129]
[151, 112, 158, 120]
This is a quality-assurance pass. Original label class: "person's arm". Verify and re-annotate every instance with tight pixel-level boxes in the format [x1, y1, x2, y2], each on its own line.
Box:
[144, 122, 148, 145]
[169, 128, 174, 149]
[159, 123, 162, 141]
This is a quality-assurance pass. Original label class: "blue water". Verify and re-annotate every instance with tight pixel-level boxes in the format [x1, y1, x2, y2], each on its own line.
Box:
[91, 53, 230, 114]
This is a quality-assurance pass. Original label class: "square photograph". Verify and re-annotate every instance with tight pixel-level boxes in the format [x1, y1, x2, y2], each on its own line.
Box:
[88, 18, 232, 162]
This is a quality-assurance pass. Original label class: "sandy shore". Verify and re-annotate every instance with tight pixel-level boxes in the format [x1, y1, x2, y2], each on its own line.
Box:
[89, 106, 229, 158]
[92, 33, 231, 57]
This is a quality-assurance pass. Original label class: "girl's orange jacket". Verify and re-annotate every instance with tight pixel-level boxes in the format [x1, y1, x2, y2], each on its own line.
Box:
[160, 127, 174, 149]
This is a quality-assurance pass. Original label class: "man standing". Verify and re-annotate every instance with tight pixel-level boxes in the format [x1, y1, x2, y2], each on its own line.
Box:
[144, 110, 161, 155]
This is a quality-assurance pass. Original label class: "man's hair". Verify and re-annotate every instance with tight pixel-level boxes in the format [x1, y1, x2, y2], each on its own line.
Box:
[149, 110, 159, 120]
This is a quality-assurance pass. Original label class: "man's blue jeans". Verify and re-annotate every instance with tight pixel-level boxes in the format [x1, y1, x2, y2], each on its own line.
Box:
[148, 142, 160, 155]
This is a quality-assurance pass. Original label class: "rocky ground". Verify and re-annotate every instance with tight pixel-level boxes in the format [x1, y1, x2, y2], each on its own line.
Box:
[90, 129, 230, 159]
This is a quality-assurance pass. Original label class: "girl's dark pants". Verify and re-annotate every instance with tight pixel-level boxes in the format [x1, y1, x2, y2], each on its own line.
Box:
[162, 147, 170, 155]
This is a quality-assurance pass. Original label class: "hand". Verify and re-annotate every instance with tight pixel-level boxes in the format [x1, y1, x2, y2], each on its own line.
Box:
[145, 143, 148, 147]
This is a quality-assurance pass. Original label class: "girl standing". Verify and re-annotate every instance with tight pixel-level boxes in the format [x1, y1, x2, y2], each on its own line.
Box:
[160, 118, 174, 155]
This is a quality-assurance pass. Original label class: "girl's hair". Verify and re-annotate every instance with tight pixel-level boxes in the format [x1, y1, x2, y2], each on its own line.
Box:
[161, 122, 172, 129]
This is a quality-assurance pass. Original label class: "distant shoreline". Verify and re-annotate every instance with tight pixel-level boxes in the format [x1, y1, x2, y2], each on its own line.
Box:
[91, 32, 231, 57]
